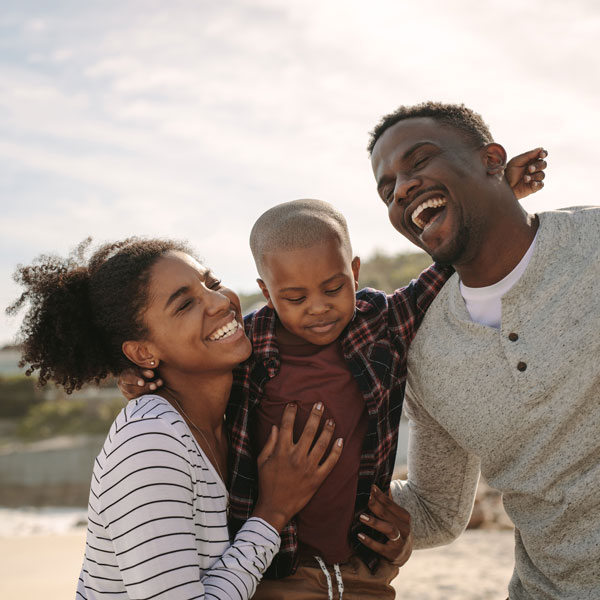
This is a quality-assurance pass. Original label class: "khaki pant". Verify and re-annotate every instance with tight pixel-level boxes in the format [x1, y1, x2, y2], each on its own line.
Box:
[253, 555, 398, 600]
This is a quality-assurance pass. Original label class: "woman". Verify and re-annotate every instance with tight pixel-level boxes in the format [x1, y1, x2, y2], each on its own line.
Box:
[9, 237, 343, 599]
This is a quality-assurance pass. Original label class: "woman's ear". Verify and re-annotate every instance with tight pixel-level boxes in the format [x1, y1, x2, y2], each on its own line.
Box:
[122, 340, 158, 370]
[351, 256, 361, 291]
[257, 278, 274, 309]
[482, 143, 508, 176]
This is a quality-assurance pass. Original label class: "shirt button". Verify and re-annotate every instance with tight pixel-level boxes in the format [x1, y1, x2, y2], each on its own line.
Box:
[508, 332, 519, 342]
[517, 361, 527, 372]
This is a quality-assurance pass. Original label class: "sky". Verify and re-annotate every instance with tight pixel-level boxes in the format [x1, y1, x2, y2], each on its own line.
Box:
[1, 0, 599, 345]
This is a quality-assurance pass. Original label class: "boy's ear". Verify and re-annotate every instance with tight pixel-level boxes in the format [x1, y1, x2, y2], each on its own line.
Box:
[122, 340, 158, 370]
[351, 256, 361, 291]
[257, 278, 274, 309]
[482, 143, 507, 176]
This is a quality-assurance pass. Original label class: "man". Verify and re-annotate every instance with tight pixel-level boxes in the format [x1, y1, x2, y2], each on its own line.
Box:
[368, 102, 599, 599]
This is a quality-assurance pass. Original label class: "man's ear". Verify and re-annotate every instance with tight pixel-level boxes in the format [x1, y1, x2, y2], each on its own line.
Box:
[482, 143, 507, 176]
[257, 278, 274, 309]
[351, 256, 361, 291]
[122, 340, 158, 370]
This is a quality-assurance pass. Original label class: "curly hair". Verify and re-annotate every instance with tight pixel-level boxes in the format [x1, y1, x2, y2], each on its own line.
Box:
[367, 101, 493, 155]
[7, 237, 193, 393]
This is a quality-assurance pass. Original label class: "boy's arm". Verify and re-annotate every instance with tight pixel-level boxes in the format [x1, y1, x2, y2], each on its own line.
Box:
[387, 263, 454, 344]
[389, 381, 480, 549]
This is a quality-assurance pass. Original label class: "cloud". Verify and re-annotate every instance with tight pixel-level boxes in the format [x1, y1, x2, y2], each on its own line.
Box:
[1, 0, 599, 343]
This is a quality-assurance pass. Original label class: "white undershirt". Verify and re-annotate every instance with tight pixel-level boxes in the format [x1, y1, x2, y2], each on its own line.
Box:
[460, 233, 538, 329]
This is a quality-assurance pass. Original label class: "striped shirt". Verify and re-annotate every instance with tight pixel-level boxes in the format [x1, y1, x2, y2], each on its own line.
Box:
[227, 263, 453, 577]
[76, 395, 280, 600]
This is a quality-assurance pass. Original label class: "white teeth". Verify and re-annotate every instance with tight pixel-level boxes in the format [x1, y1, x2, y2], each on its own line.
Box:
[411, 196, 447, 230]
[208, 318, 239, 341]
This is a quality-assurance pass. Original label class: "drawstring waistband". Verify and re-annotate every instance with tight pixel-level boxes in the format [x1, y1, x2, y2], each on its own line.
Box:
[314, 556, 344, 600]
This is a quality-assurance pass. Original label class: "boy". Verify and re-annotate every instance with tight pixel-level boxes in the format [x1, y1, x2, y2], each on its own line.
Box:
[226, 198, 448, 599]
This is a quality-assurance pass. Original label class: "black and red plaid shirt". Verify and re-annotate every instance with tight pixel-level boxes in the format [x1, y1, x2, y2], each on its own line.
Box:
[226, 263, 452, 578]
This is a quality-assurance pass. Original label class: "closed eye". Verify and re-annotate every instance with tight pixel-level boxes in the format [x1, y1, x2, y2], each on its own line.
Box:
[208, 279, 222, 290]
[176, 299, 193, 313]
[284, 296, 305, 304]
[381, 187, 393, 206]
[325, 284, 344, 295]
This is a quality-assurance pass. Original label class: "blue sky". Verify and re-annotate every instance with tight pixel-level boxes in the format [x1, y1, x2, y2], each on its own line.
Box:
[2, 0, 599, 344]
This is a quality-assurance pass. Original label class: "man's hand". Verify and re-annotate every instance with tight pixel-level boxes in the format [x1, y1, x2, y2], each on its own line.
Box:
[506, 148, 547, 200]
[117, 368, 163, 401]
[357, 485, 413, 566]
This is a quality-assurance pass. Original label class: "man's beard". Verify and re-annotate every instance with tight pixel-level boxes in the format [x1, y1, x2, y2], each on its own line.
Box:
[430, 226, 470, 267]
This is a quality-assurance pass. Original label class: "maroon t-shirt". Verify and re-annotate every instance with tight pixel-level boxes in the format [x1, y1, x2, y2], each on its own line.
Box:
[254, 340, 368, 564]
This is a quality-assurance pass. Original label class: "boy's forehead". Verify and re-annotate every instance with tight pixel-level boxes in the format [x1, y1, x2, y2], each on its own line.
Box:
[261, 237, 352, 285]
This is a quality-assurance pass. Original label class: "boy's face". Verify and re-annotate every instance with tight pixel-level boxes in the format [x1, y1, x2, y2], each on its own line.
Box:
[257, 237, 360, 346]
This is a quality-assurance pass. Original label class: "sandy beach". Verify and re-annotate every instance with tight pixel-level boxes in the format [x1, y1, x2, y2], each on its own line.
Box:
[0, 526, 514, 600]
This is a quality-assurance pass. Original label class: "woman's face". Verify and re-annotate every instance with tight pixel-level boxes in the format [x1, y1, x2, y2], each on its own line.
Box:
[140, 251, 251, 376]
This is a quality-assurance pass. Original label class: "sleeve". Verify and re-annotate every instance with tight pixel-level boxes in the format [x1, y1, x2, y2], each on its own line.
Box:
[203, 518, 280, 599]
[388, 263, 454, 343]
[98, 417, 279, 599]
[389, 381, 481, 549]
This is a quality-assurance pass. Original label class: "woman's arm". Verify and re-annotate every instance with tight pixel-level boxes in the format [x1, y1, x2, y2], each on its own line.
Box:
[94, 411, 279, 599]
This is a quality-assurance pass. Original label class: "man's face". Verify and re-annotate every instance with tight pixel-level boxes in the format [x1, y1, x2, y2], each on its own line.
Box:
[258, 237, 360, 346]
[370, 117, 492, 265]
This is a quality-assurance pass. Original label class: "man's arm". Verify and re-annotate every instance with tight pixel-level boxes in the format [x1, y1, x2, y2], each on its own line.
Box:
[390, 381, 480, 549]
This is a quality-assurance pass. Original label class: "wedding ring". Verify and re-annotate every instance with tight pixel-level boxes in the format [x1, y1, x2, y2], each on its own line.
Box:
[389, 529, 402, 542]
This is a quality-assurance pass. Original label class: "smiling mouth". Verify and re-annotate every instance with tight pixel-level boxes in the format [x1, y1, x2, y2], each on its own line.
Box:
[207, 317, 239, 341]
[411, 196, 447, 232]
[306, 320, 338, 334]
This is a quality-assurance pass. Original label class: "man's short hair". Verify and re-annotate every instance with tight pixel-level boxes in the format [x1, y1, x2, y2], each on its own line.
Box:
[249, 199, 352, 275]
[367, 101, 493, 155]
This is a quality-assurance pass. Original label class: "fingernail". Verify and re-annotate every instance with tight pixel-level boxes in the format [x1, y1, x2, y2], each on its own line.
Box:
[524, 175, 531, 182]
[357, 533, 366, 540]
[137, 380, 144, 386]
[360, 514, 370, 523]
[326, 418, 334, 427]
[149, 383, 156, 390]
[541, 149, 547, 157]
[336, 438, 343, 447]
[528, 165, 536, 173]
[315, 402, 323, 412]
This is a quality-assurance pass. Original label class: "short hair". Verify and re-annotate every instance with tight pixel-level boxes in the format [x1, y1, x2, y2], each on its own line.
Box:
[367, 101, 493, 155]
[249, 199, 352, 275]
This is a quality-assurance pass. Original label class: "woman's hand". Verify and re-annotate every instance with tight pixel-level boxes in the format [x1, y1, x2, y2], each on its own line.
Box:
[117, 368, 163, 401]
[357, 485, 413, 566]
[506, 148, 547, 200]
[253, 402, 343, 532]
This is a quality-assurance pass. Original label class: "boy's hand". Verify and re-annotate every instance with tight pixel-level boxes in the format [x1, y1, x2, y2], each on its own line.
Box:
[506, 148, 547, 200]
[117, 368, 163, 401]
[358, 485, 413, 566]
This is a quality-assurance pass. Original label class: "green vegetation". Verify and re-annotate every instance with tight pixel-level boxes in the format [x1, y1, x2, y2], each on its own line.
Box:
[0, 375, 125, 441]
[0, 376, 44, 418]
[17, 396, 125, 440]
[358, 250, 432, 292]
